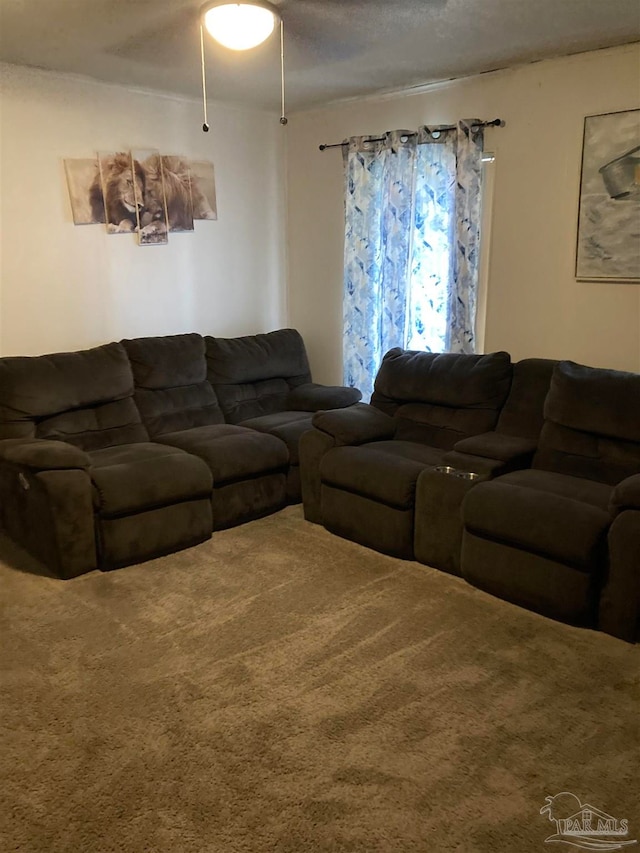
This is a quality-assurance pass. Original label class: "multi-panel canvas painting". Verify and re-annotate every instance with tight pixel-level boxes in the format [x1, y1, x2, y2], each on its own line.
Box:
[64, 151, 217, 245]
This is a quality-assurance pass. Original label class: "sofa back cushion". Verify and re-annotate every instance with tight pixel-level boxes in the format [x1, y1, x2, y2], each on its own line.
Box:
[205, 329, 312, 423]
[534, 361, 640, 484]
[122, 334, 224, 437]
[370, 349, 512, 449]
[0, 342, 147, 450]
[496, 358, 558, 439]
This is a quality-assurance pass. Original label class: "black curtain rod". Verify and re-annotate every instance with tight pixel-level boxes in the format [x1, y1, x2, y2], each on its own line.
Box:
[318, 118, 504, 151]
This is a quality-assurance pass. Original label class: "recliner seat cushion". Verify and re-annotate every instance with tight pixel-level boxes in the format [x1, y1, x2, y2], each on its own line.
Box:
[0, 342, 147, 448]
[89, 442, 213, 517]
[239, 411, 312, 465]
[155, 424, 288, 485]
[321, 441, 445, 509]
[463, 470, 612, 572]
[122, 334, 224, 437]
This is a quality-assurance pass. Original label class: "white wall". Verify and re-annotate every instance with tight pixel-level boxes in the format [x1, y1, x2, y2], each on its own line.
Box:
[0, 64, 286, 356]
[286, 44, 640, 384]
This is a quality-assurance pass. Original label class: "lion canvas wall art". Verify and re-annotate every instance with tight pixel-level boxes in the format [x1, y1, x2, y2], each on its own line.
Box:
[64, 159, 105, 225]
[132, 149, 169, 245]
[94, 152, 146, 235]
[189, 160, 217, 220]
[63, 150, 218, 244]
[158, 156, 195, 232]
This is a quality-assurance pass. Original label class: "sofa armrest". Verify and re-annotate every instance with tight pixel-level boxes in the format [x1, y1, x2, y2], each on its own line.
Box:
[0, 438, 91, 471]
[609, 474, 640, 515]
[442, 451, 511, 479]
[312, 403, 396, 446]
[287, 383, 362, 412]
[0, 442, 96, 578]
[453, 432, 537, 464]
[599, 509, 640, 642]
[299, 429, 336, 524]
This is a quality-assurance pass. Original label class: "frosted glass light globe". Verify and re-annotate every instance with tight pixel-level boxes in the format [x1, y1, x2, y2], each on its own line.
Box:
[203, 3, 277, 50]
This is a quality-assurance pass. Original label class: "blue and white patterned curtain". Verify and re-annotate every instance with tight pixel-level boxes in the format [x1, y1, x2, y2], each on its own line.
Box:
[343, 121, 484, 400]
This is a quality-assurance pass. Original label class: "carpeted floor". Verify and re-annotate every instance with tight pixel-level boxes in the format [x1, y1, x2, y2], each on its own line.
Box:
[1, 506, 638, 853]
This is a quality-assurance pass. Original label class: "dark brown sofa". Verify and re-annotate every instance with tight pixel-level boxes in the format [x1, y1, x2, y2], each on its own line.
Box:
[0, 328, 360, 577]
[301, 348, 513, 559]
[299, 351, 639, 642]
[460, 361, 640, 642]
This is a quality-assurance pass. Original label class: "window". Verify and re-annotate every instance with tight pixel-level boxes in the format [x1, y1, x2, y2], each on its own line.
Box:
[343, 122, 485, 400]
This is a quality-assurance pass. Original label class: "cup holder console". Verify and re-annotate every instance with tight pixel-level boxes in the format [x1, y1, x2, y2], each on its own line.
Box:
[434, 466, 480, 481]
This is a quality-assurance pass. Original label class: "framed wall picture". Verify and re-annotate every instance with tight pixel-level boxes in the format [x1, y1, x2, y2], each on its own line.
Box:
[575, 109, 640, 282]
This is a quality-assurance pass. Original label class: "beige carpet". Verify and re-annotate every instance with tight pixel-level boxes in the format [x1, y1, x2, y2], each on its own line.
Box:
[1, 506, 638, 853]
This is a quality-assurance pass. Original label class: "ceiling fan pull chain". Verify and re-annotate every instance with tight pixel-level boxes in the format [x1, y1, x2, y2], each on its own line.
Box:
[280, 20, 287, 126]
[200, 24, 210, 132]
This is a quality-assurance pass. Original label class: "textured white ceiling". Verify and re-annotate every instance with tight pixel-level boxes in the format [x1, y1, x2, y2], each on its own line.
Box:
[1, 0, 639, 110]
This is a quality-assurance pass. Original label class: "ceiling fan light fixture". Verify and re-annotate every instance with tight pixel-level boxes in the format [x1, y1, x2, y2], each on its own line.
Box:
[202, 1, 279, 51]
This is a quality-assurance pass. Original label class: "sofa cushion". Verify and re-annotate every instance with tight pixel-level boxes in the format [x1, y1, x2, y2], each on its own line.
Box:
[463, 469, 612, 572]
[321, 441, 445, 509]
[214, 378, 293, 424]
[38, 398, 146, 451]
[239, 412, 312, 465]
[534, 361, 640, 484]
[393, 402, 502, 449]
[205, 329, 313, 423]
[371, 348, 512, 411]
[89, 442, 212, 517]
[122, 334, 224, 437]
[370, 349, 512, 448]
[0, 343, 147, 449]
[155, 424, 289, 485]
[124, 333, 206, 389]
[495, 469, 612, 509]
[544, 361, 640, 443]
[205, 329, 312, 386]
